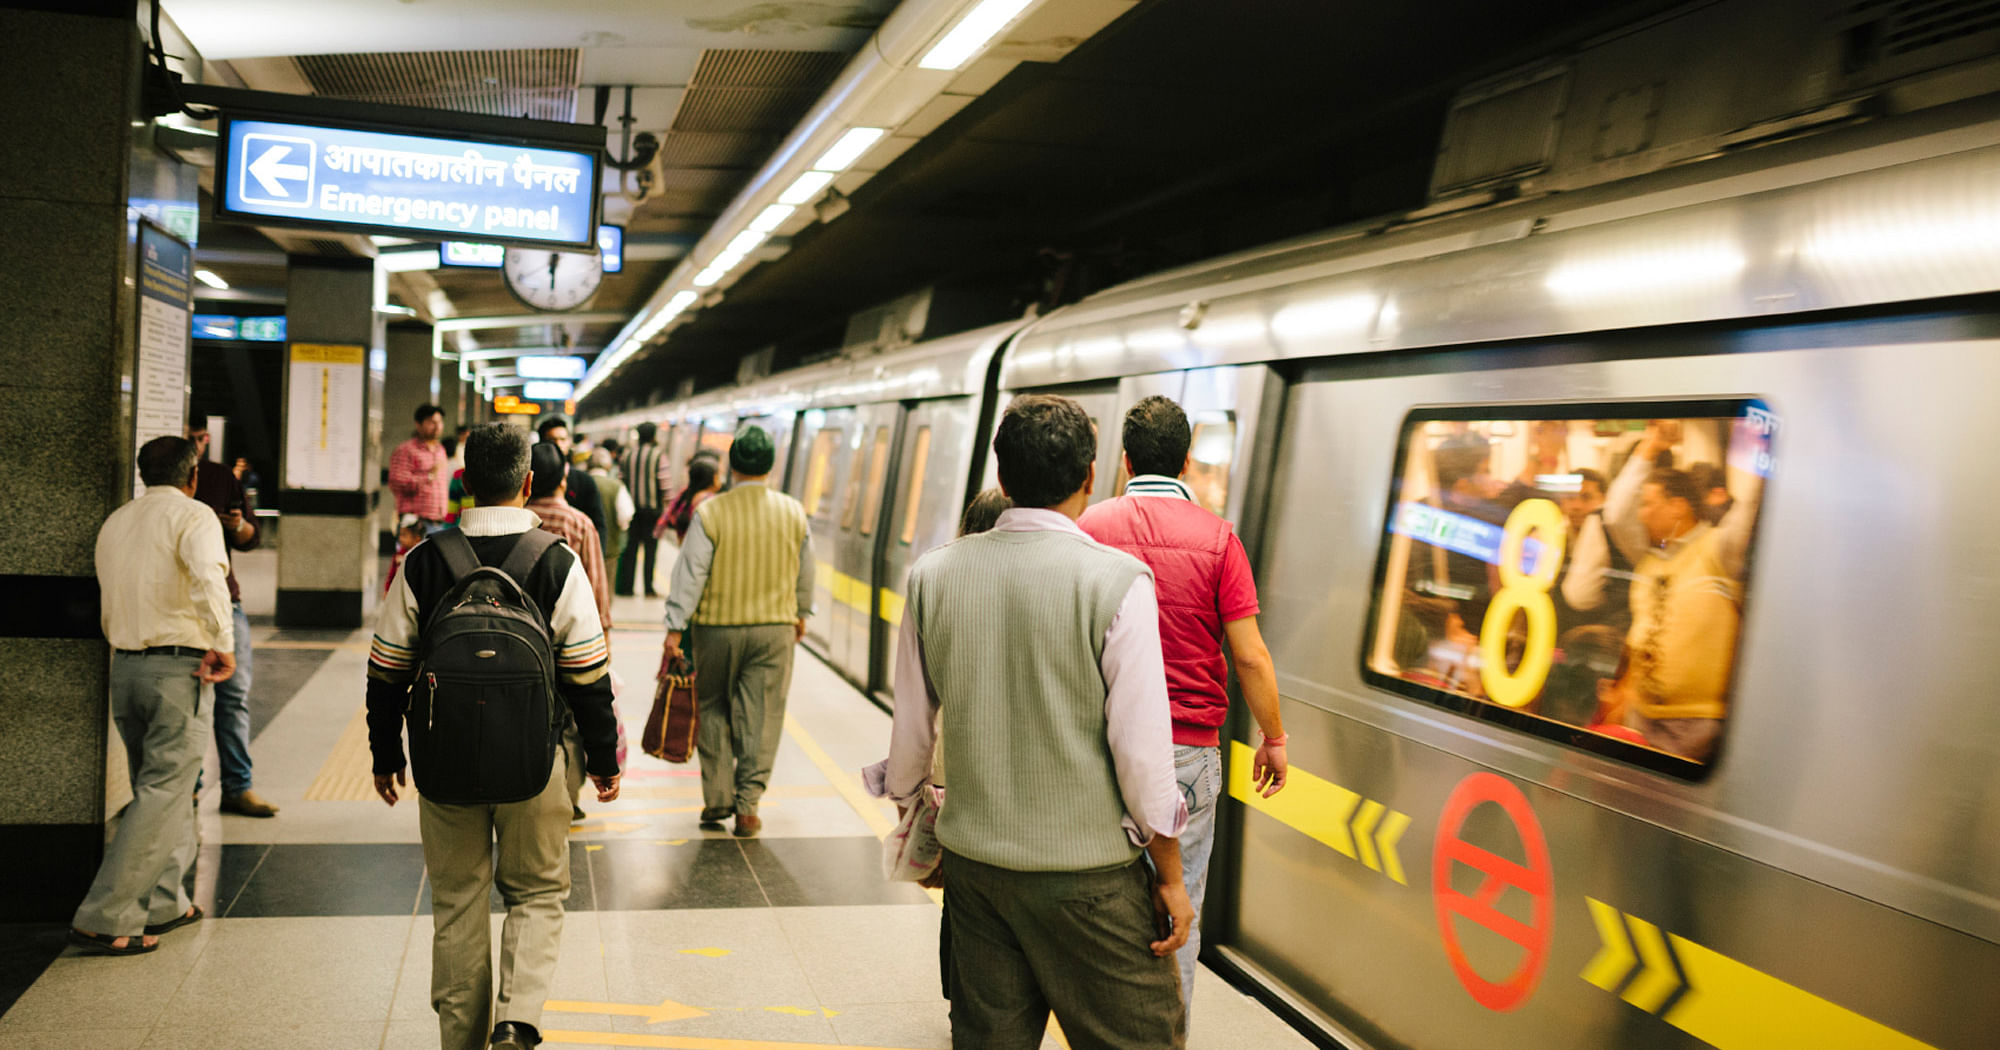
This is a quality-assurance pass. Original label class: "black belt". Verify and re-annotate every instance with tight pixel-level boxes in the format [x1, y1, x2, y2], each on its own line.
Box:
[114, 645, 205, 658]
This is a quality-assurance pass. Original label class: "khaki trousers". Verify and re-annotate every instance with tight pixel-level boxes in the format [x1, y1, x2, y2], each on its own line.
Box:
[943, 850, 1185, 1050]
[72, 653, 209, 937]
[419, 749, 571, 1050]
[690, 623, 795, 818]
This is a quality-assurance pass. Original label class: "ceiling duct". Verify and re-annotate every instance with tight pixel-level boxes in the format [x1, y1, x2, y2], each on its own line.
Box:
[294, 49, 580, 122]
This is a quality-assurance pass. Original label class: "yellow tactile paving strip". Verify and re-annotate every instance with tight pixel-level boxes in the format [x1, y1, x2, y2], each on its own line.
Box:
[303, 702, 378, 801]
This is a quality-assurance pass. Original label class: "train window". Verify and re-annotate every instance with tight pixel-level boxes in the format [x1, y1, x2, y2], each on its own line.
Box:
[899, 426, 933, 545]
[839, 436, 869, 531]
[1185, 412, 1236, 516]
[803, 429, 841, 518]
[1359, 401, 1776, 779]
[859, 427, 892, 536]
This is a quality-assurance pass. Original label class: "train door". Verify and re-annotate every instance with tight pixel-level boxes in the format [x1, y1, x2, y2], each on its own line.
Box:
[1104, 365, 1279, 526]
[828, 403, 903, 688]
[793, 407, 855, 655]
[987, 385, 1124, 503]
[663, 422, 699, 497]
[872, 396, 979, 702]
[736, 413, 794, 489]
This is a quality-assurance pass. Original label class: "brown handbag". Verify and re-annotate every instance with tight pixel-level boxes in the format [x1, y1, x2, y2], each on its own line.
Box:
[642, 653, 698, 763]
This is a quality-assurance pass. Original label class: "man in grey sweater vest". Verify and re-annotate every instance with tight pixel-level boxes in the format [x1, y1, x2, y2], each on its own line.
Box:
[886, 394, 1193, 1050]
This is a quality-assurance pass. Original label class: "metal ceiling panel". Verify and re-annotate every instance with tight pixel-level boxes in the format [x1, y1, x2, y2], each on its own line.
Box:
[294, 49, 581, 122]
[655, 131, 784, 168]
[688, 48, 847, 89]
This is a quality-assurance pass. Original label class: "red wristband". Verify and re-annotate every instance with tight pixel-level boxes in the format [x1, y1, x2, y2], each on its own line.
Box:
[1261, 733, 1288, 746]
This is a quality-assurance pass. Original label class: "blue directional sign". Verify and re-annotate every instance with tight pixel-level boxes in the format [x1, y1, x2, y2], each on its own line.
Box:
[217, 116, 601, 250]
[522, 380, 576, 402]
[517, 355, 588, 381]
[598, 224, 624, 273]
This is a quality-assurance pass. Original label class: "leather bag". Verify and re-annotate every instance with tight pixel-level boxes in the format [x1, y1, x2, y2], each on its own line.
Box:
[642, 653, 698, 763]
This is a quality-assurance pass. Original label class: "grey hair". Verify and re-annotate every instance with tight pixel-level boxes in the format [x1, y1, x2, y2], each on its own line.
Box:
[463, 423, 532, 504]
[137, 436, 199, 488]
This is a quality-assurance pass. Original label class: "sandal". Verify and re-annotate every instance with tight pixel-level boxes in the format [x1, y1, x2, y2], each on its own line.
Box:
[144, 905, 203, 936]
[67, 929, 157, 956]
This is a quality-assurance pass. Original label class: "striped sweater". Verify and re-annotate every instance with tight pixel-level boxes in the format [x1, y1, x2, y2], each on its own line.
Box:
[690, 484, 813, 627]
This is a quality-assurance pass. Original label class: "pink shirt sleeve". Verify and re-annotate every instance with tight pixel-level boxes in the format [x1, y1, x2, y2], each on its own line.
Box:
[1102, 574, 1189, 844]
[884, 608, 938, 804]
[1217, 531, 1261, 623]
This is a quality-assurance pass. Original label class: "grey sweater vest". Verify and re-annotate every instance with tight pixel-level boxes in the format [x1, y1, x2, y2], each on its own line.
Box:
[909, 525, 1150, 872]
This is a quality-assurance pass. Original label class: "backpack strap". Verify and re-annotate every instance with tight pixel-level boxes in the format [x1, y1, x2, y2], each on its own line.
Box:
[432, 527, 481, 584]
[499, 528, 562, 584]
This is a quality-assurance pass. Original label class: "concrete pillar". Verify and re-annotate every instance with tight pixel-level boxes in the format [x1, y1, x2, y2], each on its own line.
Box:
[0, 1, 200, 920]
[377, 322, 442, 545]
[276, 257, 386, 627]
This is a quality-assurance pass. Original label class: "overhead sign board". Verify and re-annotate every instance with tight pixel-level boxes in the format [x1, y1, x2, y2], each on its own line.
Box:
[493, 394, 543, 415]
[193, 314, 238, 340]
[517, 355, 587, 381]
[216, 115, 601, 250]
[522, 380, 575, 401]
[192, 314, 287, 342]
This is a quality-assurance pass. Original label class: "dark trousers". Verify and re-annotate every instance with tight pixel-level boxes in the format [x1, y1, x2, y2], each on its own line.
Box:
[616, 508, 662, 595]
[943, 850, 1184, 1050]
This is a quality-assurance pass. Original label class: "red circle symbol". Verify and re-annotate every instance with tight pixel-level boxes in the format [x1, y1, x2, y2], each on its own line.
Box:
[1432, 772, 1554, 1012]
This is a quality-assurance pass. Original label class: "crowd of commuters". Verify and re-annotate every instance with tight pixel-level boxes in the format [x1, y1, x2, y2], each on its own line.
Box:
[84, 394, 1312, 1049]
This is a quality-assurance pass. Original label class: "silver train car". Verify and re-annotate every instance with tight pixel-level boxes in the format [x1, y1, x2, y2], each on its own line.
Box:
[587, 96, 2000, 1048]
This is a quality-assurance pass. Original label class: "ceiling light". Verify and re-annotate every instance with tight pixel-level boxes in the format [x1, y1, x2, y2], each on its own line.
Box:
[693, 265, 729, 287]
[665, 291, 699, 313]
[812, 127, 886, 172]
[377, 249, 441, 272]
[777, 170, 836, 206]
[749, 204, 795, 234]
[194, 269, 229, 290]
[723, 230, 765, 257]
[919, 0, 1035, 71]
[370, 235, 415, 246]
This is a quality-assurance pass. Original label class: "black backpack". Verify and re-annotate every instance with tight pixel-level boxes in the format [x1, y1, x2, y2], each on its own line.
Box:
[406, 527, 566, 805]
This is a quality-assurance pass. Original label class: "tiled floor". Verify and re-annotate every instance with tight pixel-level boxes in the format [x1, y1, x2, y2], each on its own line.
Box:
[5, 555, 1315, 1050]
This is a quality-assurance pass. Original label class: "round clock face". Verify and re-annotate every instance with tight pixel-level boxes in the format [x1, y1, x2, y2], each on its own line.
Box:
[502, 247, 604, 312]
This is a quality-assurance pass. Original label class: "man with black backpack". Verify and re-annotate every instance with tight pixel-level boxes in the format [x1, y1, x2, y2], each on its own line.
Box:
[366, 423, 622, 1050]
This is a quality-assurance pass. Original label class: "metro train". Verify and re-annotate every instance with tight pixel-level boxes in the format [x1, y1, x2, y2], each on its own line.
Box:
[585, 96, 2000, 1048]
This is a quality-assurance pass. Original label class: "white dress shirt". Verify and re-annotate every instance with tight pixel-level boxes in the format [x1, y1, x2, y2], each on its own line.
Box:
[96, 485, 234, 652]
[887, 507, 1188, 846]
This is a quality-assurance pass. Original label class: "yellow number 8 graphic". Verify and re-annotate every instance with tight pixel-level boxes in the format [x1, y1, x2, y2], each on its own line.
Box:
[1478, 498, 1567, 708]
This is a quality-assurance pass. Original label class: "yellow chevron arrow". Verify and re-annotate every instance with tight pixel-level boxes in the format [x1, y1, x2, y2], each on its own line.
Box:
[1620, 914, 1681, 1013]
[1581, 897, 1638, 992]
[1351, 800, 1385, 871]
[543, 996, 707, 1024]
[1375, 809, 1411, 884]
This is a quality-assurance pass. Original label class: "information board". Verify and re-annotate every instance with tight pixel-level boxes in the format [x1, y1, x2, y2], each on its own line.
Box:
[517, 355, 587, 380]
[285, 343, 367, 490]
[217, 115, 601, 249]
[134, 221, 192, 494]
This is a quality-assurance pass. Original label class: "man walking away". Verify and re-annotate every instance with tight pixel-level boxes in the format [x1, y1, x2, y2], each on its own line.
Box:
[618, 422, 666, 597]
[536, 416, 606, 542]
[589, 448, 634, 566]
[1078, 395, 1288, 1014]
[367, 423, 622, 1050]
[70, 437, 236, 955]
[389, 404, 451, 527]
[186, 415, 278, 818]
[887, 394, 1192, 1049]
[661, 425, 814, 838]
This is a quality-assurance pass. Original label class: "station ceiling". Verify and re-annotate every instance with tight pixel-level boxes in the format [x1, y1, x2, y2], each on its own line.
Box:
[168, 0, 1677, 410]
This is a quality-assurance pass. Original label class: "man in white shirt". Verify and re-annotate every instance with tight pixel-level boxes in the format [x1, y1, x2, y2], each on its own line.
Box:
[70, 436, 236, 955]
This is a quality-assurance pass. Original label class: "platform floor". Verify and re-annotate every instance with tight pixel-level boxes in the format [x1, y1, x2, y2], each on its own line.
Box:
[0, 550, 1313, 1050]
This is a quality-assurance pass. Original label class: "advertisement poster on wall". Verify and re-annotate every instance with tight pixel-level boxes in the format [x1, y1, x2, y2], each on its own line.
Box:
[133, 220, 192, 496]
[284, 343, 366, 490]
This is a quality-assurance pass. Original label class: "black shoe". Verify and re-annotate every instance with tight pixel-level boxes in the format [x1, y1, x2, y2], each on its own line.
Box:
[572, 805, 586, 822]
[489, 1020, 541, 1048]
[698, 807, 729, 831]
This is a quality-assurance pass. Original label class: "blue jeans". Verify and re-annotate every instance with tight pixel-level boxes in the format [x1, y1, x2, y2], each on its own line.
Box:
[1173, 743, 1221, 1012]
[211, 602, 255, 794]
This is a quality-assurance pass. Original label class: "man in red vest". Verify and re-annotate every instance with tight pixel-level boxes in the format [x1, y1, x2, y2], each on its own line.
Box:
[1077, 395, 1289, 1017]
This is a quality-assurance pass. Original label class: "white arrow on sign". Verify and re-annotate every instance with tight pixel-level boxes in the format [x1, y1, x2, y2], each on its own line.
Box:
[248, 145, 310, 198]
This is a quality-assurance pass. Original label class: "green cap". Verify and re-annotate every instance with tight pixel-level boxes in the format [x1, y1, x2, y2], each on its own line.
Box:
[730, 424, 775, 476]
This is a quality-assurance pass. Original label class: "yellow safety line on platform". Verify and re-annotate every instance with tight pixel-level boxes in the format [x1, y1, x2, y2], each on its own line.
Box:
[541, 1031, 926, 1049]
[303, 703, 377, 801]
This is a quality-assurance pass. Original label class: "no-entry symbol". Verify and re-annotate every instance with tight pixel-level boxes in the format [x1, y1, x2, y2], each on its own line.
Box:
[1432, 772, 1554, 1011]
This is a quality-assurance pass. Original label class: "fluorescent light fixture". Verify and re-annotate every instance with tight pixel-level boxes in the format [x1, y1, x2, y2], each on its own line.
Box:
[724, 230, 766, 257]
[749, 204, 795, 233]
[1545, 244, 1746, 301]
[194, 269, 229, 290]
[665, 290, 699, 313]
[378, 249, 441, 272]
[693, 265, 729, 287]
[517, 355, 587, 381]
[777, 170, 836, 206]
[813, 127, 886, 172]
[919, 0, 1034, 71]
[370, 235, 415, 246]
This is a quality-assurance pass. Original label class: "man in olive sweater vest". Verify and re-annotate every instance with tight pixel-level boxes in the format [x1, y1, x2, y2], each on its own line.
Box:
[887, 395, 1193, 1049]
[663, 425, 816, 838]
